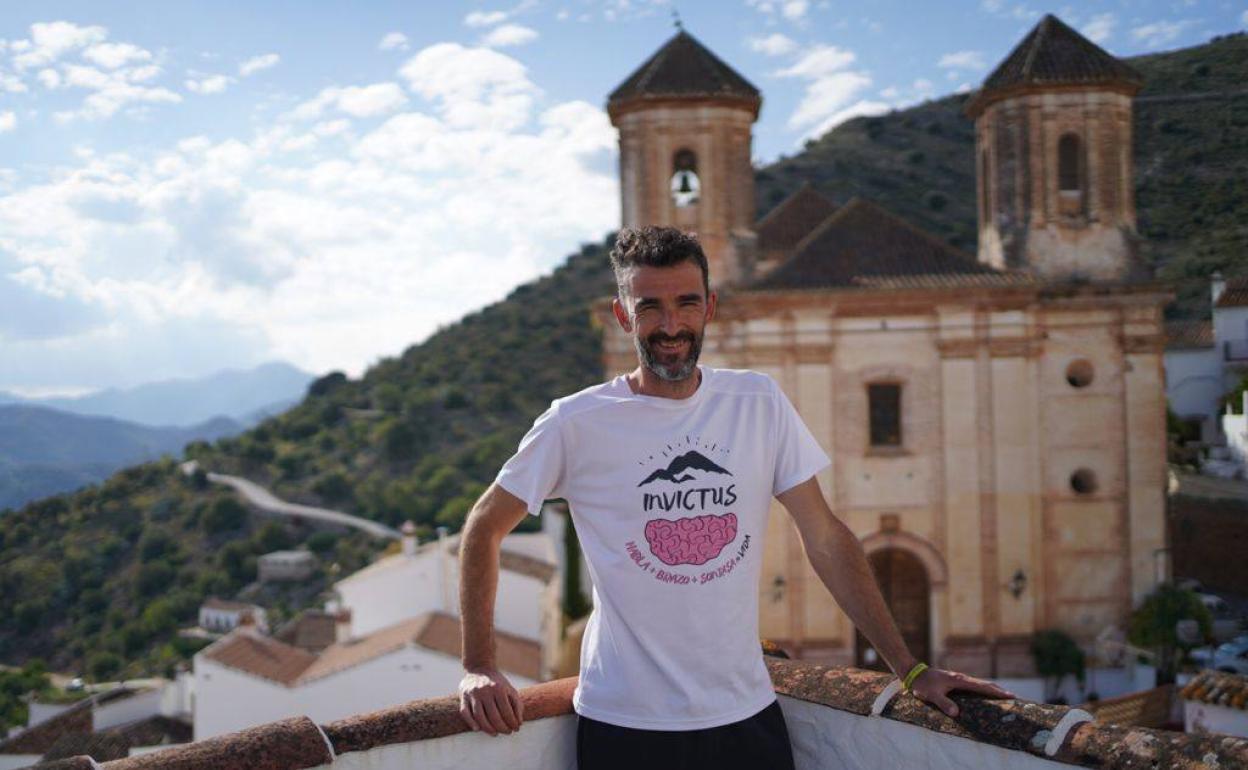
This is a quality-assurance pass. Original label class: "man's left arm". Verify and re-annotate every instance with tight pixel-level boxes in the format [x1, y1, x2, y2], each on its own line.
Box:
[776, 476, 1014, 717]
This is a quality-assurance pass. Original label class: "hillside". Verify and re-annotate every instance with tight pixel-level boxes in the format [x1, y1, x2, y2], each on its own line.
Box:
[1, 34, 1246, 681]
[0, 406, 242, 510]
[757, 31, 1248, 318]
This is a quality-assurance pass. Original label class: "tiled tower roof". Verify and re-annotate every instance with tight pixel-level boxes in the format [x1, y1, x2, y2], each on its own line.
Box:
[607, 30, 761, 117]
[967, 14, 1142, 115]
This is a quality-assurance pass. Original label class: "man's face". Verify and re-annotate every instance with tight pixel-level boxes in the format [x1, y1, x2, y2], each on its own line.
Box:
[612, 260, 717, 382]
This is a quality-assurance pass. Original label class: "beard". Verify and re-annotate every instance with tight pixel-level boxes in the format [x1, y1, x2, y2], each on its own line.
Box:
[635, 328, 703, 382]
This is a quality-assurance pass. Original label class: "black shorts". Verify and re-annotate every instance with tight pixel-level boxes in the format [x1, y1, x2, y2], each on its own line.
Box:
[575, 700, 796, 770]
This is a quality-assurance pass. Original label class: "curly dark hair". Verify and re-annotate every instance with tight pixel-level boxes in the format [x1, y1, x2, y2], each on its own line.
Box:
[608, 226, 709, 298]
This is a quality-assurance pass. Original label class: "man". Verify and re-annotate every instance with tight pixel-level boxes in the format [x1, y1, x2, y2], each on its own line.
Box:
[458, 227, 1011, 768]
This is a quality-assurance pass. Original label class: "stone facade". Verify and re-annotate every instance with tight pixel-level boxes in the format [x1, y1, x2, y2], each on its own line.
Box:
[973, 89, 1140, 281]
[600, 20, 1170, 679]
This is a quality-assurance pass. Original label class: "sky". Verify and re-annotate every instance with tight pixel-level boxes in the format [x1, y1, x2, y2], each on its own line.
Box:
[0, 1, 1245, 396]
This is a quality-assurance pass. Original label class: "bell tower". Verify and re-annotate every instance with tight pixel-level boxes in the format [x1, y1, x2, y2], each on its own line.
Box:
[607, 29, 762, 288]
[967, 14, 1143, 282]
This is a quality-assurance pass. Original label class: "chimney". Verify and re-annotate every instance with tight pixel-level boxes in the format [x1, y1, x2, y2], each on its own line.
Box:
[1212, 271, 1226, 307]
[334, 609, 352, 642]
[437, 526, 451, 613]
[401, 520, 418, 557]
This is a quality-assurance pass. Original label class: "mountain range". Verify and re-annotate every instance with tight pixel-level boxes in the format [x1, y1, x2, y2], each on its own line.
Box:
[638, 451, 733, 486]
[0, 362, 313, 428]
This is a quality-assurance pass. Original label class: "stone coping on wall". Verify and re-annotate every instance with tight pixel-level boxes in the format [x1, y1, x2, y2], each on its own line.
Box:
[27, 660, 1247, 770]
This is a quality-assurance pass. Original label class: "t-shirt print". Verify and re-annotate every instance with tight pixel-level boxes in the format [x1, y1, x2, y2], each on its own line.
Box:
[629, 442, 749, 585]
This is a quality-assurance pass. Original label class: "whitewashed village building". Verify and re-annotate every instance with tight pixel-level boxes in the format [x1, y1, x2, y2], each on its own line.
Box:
[192, 522, 559, 738]
[197, 598, 269, 635]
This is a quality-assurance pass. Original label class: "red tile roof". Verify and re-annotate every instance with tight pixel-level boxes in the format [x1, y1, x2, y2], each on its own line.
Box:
[200, 631, 317, 685]
[749, 198, 998, 291]
[1165, 320, 1215, 350]
[1216, 277, 1248, 308]
[1182, 670, 1248, 710]
[754, 183, 838, 259]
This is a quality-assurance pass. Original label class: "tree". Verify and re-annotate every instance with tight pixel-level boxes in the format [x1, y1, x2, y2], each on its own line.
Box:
[1030, 630, 1085, 703]
[87, 651, 123, 682]
[1128, 583, 1212, 684]
[203, 497, 247, 534]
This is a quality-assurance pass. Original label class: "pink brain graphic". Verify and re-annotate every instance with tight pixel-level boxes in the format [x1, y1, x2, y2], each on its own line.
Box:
[644, 513, 738, 566]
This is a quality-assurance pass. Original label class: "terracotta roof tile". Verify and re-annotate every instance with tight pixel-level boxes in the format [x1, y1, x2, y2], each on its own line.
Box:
[1182, 670, 1248, 710]
[200, 631, 317, 685]
[749, 197, 998, 291]
[1083, 685, 1176, 729]
[297, 617, 428, 683]
[1165, 319, 1214, 350]
[608, 30, 760, 115]
[754, 183, 837, 258]
[42, 733, 129, 763]
[498, 549, 557, 583]
[1216, 277, 1248, 308]
[0, 694, 94, 754]
[201, 598, 258, 612]
[413, 612, 542, 682]
[968, 14, 1141, 116]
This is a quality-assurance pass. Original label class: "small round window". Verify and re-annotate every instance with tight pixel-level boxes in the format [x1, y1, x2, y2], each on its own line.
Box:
[1070, 468, 1097, 495]
[1066, 359, 1094, 388]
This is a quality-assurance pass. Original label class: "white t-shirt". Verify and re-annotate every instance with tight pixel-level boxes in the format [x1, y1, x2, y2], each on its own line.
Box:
[495, 365, 830, 730]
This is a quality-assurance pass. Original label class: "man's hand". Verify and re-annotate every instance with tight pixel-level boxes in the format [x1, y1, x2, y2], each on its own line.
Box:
[909, 668, 1015, 718]
[458, 668, 523, 736]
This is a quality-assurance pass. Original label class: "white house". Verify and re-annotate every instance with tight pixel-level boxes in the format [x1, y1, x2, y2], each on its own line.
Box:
[192, 615, 540, 738]
[332, 522, 560, 675]
[1164, 275, 1248, 450]
[198, 598, 269, 634]
[257, 549, 317, 582]
[1182, 670, 1248, 738]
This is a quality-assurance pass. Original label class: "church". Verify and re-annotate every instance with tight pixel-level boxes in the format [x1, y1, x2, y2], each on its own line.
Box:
[596, 15, 1169, 679]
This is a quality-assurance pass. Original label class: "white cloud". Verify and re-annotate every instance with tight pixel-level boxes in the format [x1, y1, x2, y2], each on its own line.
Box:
[12, 21, 107, 70]
[378, 31, 409, 51]
[481, 24, 539, 48]
[0, 74, 27, 94]
[749, 33, 797, 56]
[1242, 10, 1247, 26]
[781, 0, 809, 20]
[774, 44, 856, 78]
[290, 82, 408, 120]
[937, 50, 986, 70]
[56, 63, 181, 120]
[399, 43, 537, 129]
[913, 77, 933, 92]
[879, 86, 899, 99]
[1081, 13, 1116, 43]
[0, 111, 15, 132]
[186, 74, 231, 94]
[239, 53, 279, 77]
[465, 10, 509, 27]
[83, 42, 151, 69]
[37, 68, 61, 89]
[1130, 19, 1195, 48]
[0, 43, 618, 392]
[773, 45, 874, 140]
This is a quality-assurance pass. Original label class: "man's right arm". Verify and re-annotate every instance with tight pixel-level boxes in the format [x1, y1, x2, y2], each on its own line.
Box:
[457, 482, 531, 736]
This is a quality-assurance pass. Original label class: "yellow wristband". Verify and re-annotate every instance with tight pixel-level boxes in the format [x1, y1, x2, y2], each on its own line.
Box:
[902, 662, 929, 692]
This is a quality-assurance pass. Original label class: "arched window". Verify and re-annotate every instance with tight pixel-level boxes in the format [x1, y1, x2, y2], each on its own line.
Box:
[1058, 133, 1083, 193]
[670, 148, 700, 207]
